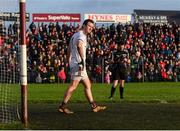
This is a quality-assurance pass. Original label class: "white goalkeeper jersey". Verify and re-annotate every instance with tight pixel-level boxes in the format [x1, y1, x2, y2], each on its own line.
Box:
[69, 30, 87, 68]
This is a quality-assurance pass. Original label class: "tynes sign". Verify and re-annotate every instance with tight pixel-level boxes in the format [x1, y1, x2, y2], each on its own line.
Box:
[84, 14, 131, 23]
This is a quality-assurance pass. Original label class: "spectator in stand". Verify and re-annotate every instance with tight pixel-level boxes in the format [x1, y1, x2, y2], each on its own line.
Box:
[161, 68, 168, 81]
[36, 73, 42, 83]
[57, 67, 66, 83]
[105, 67, 111, 84]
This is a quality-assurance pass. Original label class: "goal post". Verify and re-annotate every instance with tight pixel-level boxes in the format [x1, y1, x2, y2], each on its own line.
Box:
[19, 0, 28, 127]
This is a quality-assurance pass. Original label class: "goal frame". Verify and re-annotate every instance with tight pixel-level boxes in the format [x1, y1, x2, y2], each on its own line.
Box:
[19, 0, 28, 127]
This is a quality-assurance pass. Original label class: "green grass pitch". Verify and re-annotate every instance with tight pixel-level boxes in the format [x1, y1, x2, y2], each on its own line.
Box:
[1, 82, 180, 129]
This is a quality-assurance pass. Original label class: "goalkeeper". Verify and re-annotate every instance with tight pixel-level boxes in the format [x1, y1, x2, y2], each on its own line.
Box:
[108, 42, 130, 99]
[58, 19, 106, 114]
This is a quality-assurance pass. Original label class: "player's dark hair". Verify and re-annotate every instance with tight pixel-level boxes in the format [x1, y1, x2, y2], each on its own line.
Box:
[82, 19, 94, 26]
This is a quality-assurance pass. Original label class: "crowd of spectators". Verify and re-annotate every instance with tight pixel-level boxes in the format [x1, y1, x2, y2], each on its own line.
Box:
[0, 21, 180, 83]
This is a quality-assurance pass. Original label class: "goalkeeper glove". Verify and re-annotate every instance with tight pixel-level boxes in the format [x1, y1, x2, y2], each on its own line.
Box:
[78, 60, 85, 70]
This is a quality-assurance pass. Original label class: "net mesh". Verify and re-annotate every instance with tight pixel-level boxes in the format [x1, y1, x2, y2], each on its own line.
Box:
[0, 0, 20, 123]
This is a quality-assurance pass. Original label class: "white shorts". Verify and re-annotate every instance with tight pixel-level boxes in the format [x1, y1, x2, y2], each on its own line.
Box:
[70, 65, 88, 81]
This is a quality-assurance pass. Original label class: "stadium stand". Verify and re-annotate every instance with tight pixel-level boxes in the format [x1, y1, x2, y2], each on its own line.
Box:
[1, 21, 180, 83]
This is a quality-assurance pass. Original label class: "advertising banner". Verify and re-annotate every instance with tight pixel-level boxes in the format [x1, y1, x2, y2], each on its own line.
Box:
[138, 15, 168, 23]
[0, 12, 30, 21]
[84, 14, 131, 23]
[134, 10, 180, 24]
[32, 13, 81, 22]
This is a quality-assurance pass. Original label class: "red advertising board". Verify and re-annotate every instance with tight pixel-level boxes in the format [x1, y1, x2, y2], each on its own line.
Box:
[32, 14, 81, 22]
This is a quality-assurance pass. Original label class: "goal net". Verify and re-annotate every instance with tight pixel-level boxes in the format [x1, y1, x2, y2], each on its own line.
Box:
[0, 0, 21, 123]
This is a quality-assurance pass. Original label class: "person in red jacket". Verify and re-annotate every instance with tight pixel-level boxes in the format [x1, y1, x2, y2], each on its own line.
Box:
[57, 67, 66, 83]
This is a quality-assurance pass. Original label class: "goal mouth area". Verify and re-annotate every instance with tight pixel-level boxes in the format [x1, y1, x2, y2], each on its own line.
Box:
[0, 80, 20, 123]
[0, 35, 21, 123]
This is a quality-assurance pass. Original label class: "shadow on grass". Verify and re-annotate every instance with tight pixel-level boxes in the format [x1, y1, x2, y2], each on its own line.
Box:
[25, 103, 180, 130]
[1, 102, 180, 130]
